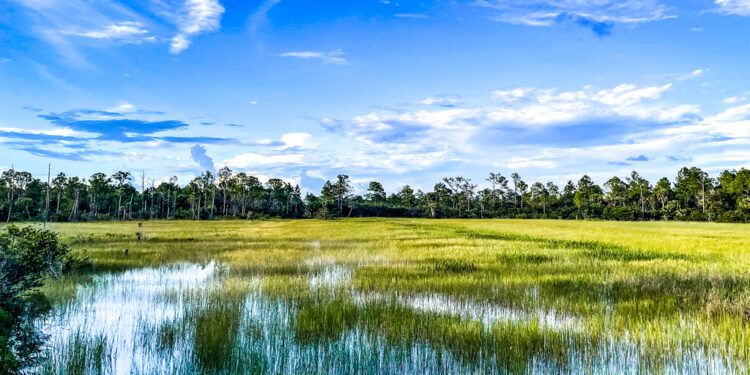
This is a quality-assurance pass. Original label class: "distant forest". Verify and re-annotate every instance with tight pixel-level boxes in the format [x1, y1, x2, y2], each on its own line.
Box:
[1, 165, 750, 223]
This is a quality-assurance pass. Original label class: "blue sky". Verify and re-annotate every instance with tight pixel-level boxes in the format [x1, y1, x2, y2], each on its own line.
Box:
[2, 0, 750, 193]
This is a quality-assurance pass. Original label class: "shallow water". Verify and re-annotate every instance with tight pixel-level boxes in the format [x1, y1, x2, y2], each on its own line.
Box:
[35, 262, 741, 374]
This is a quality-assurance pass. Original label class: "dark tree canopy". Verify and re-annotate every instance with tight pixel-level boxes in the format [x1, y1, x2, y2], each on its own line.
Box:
[2, 166, 750, 222]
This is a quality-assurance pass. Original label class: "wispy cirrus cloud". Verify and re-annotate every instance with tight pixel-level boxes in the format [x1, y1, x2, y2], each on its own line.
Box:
[169, 0, 225, 54]
[0, 127, 82, 142]
[63, 21, 153, 43]
[280, 50, 349, 64]
[247, 0, 282, 34]
[714, 0, 750, 16]
[9, 0, 225, 62]
[8, 0, 147, 65]
[474, 0, 673, 35]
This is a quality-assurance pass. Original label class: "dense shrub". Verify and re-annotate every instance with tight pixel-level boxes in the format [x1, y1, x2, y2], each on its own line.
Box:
[603, 206, 638, 221]
[0, 225, 78, 374]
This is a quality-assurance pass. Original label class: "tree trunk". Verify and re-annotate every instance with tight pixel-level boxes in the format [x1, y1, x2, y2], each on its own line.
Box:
[91, 194, 97, 220]
[241, 190, 247, 216]
[166, 190, 171, 220]
[6, 188, 13, 223]
[68, 189, 79, 222]
[640, 187, 645, 217]
[56, 191, 61, 216]
[210, 188, 216, 220]
[117, 194, 122, 220]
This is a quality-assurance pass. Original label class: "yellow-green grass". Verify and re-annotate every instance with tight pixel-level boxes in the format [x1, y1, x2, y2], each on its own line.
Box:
[23, 219, 750, 373]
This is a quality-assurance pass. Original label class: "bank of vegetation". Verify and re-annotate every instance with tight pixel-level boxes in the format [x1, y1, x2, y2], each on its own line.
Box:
[2, 165, 750, 222]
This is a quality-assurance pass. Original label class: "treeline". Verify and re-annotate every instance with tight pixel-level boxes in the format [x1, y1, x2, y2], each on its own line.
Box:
[2, 165, 750, 223]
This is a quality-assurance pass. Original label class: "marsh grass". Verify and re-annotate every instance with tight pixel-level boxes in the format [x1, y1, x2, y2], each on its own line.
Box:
[192, 301, 242, 371]
[28, 219, 750, 373]
[40, 332, 111, 375]
[430, 258, 477, 273]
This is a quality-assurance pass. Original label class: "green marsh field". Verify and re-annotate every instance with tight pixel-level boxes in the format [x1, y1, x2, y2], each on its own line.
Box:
[29, 219, 750, 374]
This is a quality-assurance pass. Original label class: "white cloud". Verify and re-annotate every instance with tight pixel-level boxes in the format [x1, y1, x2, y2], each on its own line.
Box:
[493, 88, 537, 102]
[475, 0, 673, 27]
[314, 80, 721, 181]
[169, 35, 190, 54]
[332, 144, 451, 173]
[106, 101, 137, 113]
[592, 83, 672, 108]
[65, 21, 150, 41]
[710, 102, 750, 123]
[280, 50, 349, 64]
[0, 126, 83, 137]
[14, 0, 224, 56]
[417, 96, 459, 106]
[724, 96, 747, 104]
[326, 82, 692, 149]
[507, 156, 556, 169]
[10, 0, 150, 65]
[169, 0, 225, 54]
[676, 69, 707, 81]
[281, 132, 311, 148]
[305, 170, 327, 180]
[715, 0, 750, 16]
[222, 152, 306, 168]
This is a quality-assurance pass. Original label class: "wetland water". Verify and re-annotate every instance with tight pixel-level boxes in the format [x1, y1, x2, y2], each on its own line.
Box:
[36, 261, 738, 374]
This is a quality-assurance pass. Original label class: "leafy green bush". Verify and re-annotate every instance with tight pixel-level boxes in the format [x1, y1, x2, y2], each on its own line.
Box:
[0, 225, 80, 374]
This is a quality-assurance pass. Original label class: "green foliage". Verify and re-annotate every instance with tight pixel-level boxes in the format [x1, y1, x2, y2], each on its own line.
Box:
[5, 165, 750, 223]
[0, 226, 72, 304]
[0, 305, 19, 374]
[0, 225, 77, 374]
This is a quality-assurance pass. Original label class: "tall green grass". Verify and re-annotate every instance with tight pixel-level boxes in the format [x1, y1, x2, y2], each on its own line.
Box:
[29, 218, 750, 373]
